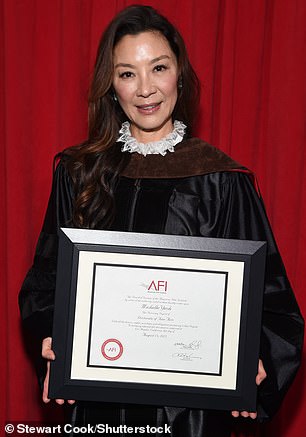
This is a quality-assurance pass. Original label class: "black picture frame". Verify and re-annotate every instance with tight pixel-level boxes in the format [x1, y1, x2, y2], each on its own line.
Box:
[49, 228, 266, 411]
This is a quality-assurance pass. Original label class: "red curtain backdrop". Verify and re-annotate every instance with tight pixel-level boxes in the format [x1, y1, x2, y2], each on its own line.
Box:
[1, 0, 305, 435]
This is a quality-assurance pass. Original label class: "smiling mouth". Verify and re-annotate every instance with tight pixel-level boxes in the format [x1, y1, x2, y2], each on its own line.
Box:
[136, 102, 162, 113]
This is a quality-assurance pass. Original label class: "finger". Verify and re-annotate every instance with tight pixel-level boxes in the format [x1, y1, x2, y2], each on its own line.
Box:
[42, 362, 51, 403]
[42, 337, 56, 360]
[256, 359, 267, 385]
[55, 399, 65, 405]
[240, 411, 250, 418]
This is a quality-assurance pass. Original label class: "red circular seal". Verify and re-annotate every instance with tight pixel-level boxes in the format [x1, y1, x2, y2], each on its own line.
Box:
[101, 339, 123, 361]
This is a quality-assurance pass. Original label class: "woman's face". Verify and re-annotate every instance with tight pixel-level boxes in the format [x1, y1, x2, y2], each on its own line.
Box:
[112, 31, 179, 143]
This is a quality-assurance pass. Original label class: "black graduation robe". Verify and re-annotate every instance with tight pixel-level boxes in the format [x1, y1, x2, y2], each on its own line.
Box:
[19, 138, 304, 436]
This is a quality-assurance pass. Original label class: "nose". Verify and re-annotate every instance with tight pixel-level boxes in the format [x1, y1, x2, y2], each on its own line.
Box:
[136, 73, 157, 98]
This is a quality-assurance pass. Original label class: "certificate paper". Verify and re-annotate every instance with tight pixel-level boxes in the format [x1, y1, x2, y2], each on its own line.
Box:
[71, 251, 244, 390]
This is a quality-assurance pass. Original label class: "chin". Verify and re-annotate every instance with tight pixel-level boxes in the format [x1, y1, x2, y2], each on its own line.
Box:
[132, 117, 173, 135]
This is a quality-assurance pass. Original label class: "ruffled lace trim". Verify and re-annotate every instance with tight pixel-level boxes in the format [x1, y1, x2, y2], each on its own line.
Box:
[117, 120, 186, 156]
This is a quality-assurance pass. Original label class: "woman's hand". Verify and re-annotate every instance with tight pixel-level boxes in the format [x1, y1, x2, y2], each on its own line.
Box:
[231, 359, 267, 419]
[42, 337, 75, 405]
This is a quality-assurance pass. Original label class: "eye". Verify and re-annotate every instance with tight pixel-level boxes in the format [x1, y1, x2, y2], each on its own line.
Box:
[153, 64, 168, 72]
[118, 71, 134, 79]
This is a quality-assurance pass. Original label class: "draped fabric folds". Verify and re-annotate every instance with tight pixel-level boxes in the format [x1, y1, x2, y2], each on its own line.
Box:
[2, 1, 306, 436]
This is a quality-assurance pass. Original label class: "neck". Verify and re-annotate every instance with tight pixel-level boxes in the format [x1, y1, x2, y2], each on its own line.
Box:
[130, 119, 174, 143]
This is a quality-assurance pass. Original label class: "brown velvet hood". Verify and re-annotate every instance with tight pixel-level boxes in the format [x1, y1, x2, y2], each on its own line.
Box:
[121, 138, 245, 178]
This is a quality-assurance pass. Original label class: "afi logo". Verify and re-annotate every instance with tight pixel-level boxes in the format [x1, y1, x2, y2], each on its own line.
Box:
[148, 280, 168, 292]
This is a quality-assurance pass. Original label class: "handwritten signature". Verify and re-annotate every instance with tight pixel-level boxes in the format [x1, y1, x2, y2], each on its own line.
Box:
[172, 352, 202, 361]
[174, 340, 202, 350]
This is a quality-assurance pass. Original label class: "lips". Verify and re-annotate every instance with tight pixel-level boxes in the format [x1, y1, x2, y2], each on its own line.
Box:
[136, 102, 162, 114]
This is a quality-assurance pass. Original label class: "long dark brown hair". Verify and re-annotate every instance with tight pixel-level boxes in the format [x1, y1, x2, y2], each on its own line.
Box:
[63, 5, 200, 229]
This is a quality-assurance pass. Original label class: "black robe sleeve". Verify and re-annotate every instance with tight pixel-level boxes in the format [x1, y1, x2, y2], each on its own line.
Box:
[209, 172, 304, 421]
[18, 162, 74, 383]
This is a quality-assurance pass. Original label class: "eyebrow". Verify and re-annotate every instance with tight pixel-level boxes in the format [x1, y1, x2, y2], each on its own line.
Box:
[114, 55, 171, 69]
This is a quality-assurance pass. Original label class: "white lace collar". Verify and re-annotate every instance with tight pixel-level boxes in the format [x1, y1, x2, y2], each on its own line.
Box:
[117, 120, 186, 156]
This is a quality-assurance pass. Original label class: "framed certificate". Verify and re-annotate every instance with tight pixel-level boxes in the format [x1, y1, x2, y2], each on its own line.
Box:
[49, 228, 266, 411]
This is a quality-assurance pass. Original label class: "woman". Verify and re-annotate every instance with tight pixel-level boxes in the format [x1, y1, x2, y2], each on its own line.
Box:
[19, 5, 303, 436]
